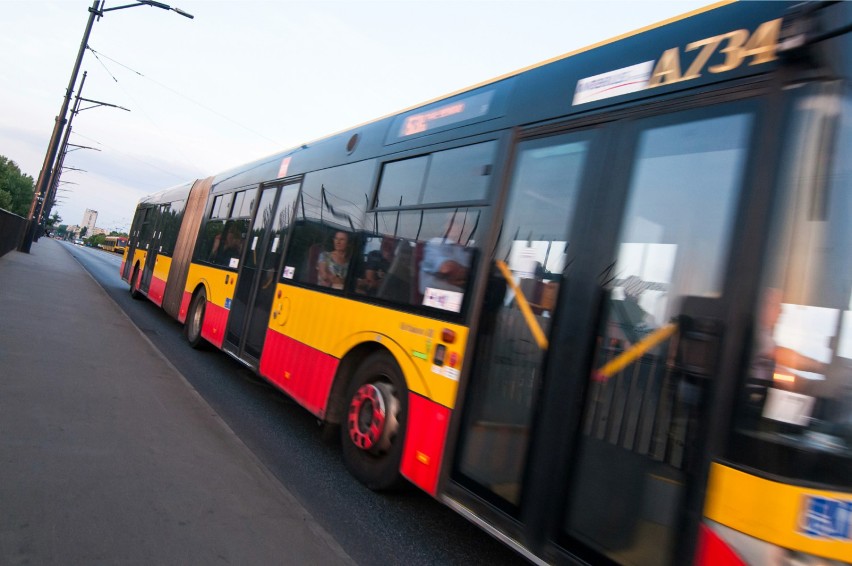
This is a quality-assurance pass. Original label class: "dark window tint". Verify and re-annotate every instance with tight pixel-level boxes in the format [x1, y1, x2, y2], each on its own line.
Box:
[375, 141, 495, 208]
[422, 141, 494, 204]
[375, 156, 428, 208]
[158, 199, 185, 257]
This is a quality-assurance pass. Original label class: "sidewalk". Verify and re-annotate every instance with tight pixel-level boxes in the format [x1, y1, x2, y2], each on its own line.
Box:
[0, 239, 355, 565]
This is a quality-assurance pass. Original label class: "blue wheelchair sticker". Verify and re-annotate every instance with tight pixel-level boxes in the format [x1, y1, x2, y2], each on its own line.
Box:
[225, 298, 232, 310]
[800, 495, 852, 540]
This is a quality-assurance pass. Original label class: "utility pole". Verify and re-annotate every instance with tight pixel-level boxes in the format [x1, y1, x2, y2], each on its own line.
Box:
[19, 0, 193, 253]
[41, 71, 129, 231]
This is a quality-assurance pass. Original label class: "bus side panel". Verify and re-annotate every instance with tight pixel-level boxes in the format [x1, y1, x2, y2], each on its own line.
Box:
[703, 463, 852, 562]
[259, 329, 338, 417]
[148, 255, 172, 307]
[185, 262, 237, 348]
[201, 300, 229, 349]
[177, 290, 192, 324]
[401, 392, 451, 496]
[124, 249, 146, 284]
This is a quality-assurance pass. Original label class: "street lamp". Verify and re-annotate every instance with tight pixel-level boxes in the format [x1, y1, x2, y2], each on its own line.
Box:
[19, 0, 193, 253]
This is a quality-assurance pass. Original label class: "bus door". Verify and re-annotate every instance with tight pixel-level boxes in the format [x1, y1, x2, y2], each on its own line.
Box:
[451, 128, 601, 513]
[556, 103, 762, 565]
[140, 203, 166, 293]
[451, 100, 763, 565]
[224, 180, 301, 365]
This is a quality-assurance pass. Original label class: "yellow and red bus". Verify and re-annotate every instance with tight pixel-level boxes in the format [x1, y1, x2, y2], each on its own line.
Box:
[101, 235, 127, 254]
[121, 2, 852, 564]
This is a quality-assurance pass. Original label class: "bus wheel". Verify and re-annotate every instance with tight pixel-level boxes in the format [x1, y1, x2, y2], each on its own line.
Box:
[341, 352, 408, 491]
[185, 290, 208, 350]
[129, 266, 142, 300]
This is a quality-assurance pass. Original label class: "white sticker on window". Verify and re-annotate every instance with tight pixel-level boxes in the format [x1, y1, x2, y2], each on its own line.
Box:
[283, 266, 295, 279]
[229, 257, 239, 269]
[422, 287, 463, 313]
[763, 388, 815, 426]
[271, 237, 280, 253]
[251, 236, 258, 251]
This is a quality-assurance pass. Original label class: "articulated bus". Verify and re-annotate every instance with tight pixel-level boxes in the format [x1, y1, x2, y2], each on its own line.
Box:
[121, 2, 852, 564]
[101, 235, 127, 254]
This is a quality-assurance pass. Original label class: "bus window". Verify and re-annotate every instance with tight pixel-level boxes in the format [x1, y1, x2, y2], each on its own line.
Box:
[195, 189, 253, 269]
[159, 199, 185, 257]
[375, 141, 496, 208]
[281, 160, 373, 287]
[730, 84, 852, 488]
[356, 207, 482, 314]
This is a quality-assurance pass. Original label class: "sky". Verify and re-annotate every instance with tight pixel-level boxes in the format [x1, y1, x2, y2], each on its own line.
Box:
[1, 0, 710, 233]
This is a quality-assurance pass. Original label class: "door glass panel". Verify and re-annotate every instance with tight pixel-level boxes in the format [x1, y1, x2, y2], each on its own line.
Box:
[454, 132, 591, 511]
[565, 110, 752, 565]
[730, 84, 852, 489]
[226, 187, 277, 350]
[244, 183, 301, 359]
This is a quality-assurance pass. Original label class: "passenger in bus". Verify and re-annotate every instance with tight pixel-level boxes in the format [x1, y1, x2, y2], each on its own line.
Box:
[356, 236, 394, 296]
[317, 230, 350, 290]
[419, 213, 472, 294]
[210, 222, 244, 267]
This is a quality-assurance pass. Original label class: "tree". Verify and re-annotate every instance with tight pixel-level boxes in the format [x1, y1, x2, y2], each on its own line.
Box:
[80, 226, 88, 237]
[0, 156, 35, 217]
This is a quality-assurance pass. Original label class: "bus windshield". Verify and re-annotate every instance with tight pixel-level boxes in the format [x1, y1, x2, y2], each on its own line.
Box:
[730, 82, 852, 488]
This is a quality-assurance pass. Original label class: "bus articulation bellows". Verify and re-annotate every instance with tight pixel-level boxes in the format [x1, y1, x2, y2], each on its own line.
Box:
[121, 2, 852, 564]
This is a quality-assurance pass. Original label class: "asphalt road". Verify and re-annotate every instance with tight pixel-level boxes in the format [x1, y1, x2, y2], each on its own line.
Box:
[66, 243, 527, 566]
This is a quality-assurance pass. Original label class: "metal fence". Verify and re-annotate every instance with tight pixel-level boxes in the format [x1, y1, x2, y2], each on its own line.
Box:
[0, 209, 27, 258]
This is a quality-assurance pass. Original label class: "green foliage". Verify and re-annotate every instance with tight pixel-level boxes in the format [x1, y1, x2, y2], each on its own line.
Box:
[88, 233, 107, 248]
[0, 155, 35, 217]
[57, 224, 68, 236]
[47, 213, 61, 228]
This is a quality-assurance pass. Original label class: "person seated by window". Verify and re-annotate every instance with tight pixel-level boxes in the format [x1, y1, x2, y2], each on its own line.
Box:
[209, 222, 244, 267]
[356, 236, 395, 296]
[419, 212, 472, 294]
[317, 230, 350, 290]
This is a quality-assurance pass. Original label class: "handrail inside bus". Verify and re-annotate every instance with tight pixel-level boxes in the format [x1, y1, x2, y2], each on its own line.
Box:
[594, 322, 678, 382]
[494, 259, 549, 350]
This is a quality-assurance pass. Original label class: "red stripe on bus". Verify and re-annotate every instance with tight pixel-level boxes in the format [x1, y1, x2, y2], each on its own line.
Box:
[178, 291, 192, 324]
[201, 300, 229, 349]
[695, 524, 746, 566]
[401, 393, 450, 496]
[259, 329, 338, 418]
[148, 275, 166, 307]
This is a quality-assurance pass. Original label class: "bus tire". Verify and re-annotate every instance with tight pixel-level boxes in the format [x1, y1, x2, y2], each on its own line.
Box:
[185, 289, 208, 350]
[340, 351, 408, 491]
[129, 266, 142, 300]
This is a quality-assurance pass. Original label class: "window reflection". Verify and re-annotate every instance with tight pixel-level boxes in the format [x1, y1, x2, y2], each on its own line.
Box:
[354, 208, 481, 313]
[732, 86, 852, 486]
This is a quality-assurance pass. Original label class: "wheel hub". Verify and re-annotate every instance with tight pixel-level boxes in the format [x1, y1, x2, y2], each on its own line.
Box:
[347, 382, 398, 453]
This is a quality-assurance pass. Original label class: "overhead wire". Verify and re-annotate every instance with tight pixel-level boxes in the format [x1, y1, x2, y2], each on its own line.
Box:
[88, 47, 283, 146]
[86, 46, 204, 176]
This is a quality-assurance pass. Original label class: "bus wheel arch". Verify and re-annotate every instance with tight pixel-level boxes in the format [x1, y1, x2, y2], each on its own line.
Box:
[129, 262, 142, 300]
[185, 285, 209, 350]
[340, 349, 409, 491]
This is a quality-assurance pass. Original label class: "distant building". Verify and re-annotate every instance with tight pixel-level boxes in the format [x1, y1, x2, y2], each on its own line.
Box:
[82, 209, 97, 236]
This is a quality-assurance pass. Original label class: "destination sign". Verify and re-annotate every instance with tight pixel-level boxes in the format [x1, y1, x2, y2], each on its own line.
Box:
[396, 90, 495, 138]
